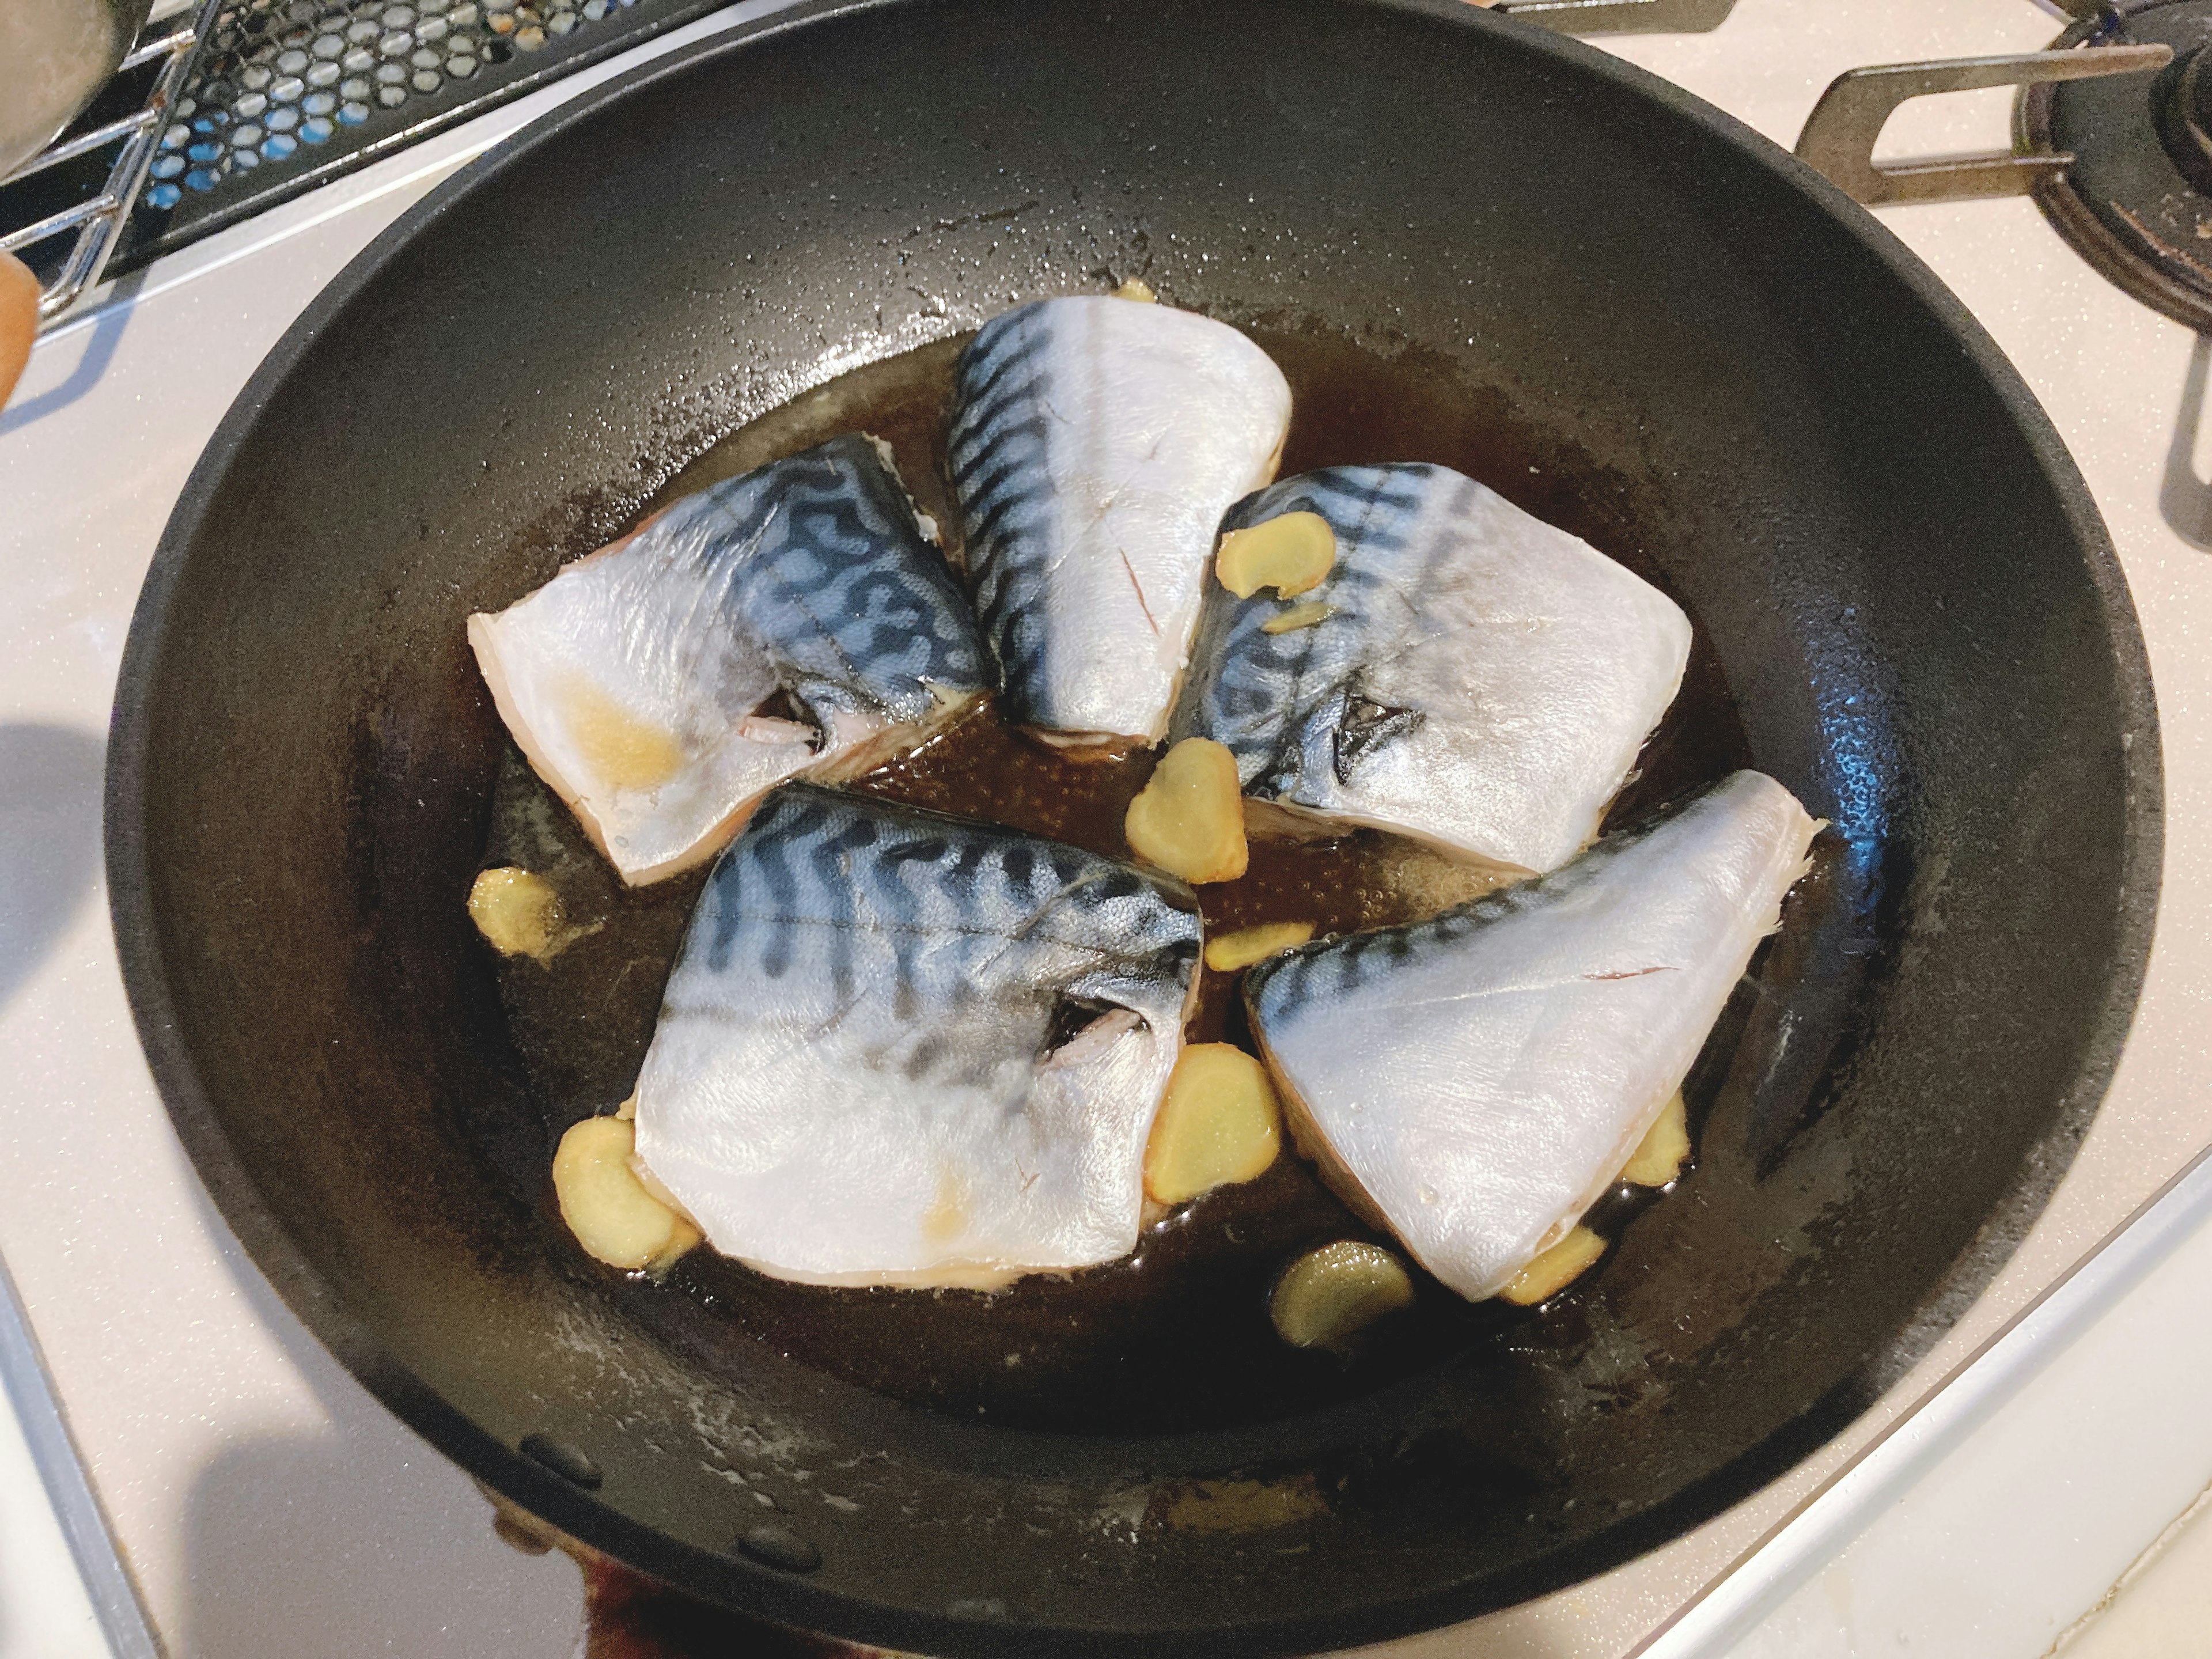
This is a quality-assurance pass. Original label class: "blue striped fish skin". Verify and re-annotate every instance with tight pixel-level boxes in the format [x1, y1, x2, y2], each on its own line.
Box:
[631, 783, 1204, 1287]
[1246, 771, 1818, 1301]
[948, 296, 1292, 744]
[469, 434, 986, 885]
[1171, 463, 1692, 874]
[666, 434, 982, 730]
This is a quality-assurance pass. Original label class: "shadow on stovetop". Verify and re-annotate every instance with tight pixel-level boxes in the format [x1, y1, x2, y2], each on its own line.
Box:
[0, 271, 142, 441]
[0, 723, 103, 1014]
[176, 1179, 585, 1657]
[176, 1169, 899, 1658]
[2162, 333, 2212, 553]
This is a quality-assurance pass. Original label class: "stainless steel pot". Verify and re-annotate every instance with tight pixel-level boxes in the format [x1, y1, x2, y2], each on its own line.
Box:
[0, 0, 154, 180]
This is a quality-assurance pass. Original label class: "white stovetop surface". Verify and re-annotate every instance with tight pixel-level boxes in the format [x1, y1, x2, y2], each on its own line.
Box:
[4, 2, 2212, 1655]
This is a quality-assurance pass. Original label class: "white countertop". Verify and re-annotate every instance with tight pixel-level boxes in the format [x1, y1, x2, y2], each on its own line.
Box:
[3, 2, 2210, 1654]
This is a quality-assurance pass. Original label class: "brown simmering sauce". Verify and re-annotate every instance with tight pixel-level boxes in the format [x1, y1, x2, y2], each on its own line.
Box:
[482, 327, 1755, 1436]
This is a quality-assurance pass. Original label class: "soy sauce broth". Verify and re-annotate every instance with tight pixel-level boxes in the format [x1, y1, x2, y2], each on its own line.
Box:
[482, 325, 1755, 1435]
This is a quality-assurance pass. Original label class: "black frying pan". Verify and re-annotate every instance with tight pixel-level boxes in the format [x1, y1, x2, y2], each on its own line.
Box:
[105, 1, 2161, 1653]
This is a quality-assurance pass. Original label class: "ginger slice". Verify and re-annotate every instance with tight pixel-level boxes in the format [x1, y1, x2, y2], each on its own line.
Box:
[1216, 512, 1336, 599]
[469, 868, 568, 961]
[1112, 276, 1157, 302]
[1162, 1475, 1327, 1532]
[1145, 1044, 1283, 1204]
[553, 1116, 700, 1274]
[1270, 1241, 1415, 1350]
[1205, 920, 1316, 973]
[1260, 600, 1335, 635]
[1125, 737, 1248, 882]
[1619, 1090, 1690, 1187]
[1498, 1225, 1606, 1306]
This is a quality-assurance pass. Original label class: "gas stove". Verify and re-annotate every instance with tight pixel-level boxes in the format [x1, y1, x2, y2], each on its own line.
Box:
[4, 3, 2212, 1657]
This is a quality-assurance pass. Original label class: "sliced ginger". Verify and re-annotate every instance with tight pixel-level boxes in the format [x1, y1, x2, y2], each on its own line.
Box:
[1619, 1090, 1690, 1187]
[1216, 512, 1337, 600]
[1145, 1044, 1283, 1204]
[1112, 276, 1157, 302]
[1125, 737, 1248, 882]
[1271, 1241, 1416, 1350]
[1498, 1225, 1606, 1306]
[1260, 600, 1335, 635]
[1205, 920, 1315, 973]
[553, 1116, 700, 1274]
[469, 867, 569, 960]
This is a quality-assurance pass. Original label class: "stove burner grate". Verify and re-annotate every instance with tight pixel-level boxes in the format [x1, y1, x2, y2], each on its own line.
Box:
[2023, 0, 2212, 333]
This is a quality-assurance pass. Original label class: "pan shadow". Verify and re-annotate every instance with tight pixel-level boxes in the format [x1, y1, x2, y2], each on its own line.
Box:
[0, 723, 105, 1014]
[2161, 333, 2212, 553]
[175, 1184, 585, 1658]
[179, 1433, 585, 1659]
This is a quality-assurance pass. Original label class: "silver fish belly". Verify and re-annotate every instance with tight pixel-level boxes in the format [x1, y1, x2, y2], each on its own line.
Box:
[1245, 771, 1817, 1301]
[631, 783, 1204, 1288]
[469, 434, 986, 885]
[949, 296, 1292, 746]
[1172, 463, 1692, 874]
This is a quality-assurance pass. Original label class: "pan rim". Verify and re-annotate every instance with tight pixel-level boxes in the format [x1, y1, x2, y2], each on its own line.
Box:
[103, 0, 2164, 1652]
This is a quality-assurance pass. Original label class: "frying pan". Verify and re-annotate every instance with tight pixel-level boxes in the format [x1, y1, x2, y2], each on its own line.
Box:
[104, 0, 2161, 1653]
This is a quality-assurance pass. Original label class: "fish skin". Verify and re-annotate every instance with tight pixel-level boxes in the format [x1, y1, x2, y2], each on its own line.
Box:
[1172, 463, 1692, 873]
[469, 435, 985, 885]
[631, 783, 1204, 1287]
[949, 296, 1292, 745]
[1245, 771, 1817, 1301]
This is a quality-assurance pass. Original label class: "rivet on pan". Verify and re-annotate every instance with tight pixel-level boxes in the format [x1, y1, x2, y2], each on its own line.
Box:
[519, 1432, 602, 1490]
[736, 1521, 821, 1573]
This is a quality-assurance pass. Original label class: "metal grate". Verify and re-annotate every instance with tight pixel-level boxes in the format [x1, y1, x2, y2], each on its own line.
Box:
[0, 0, 732, 324]
[111, 0, 733, 274]
[0, 0, 217, 324]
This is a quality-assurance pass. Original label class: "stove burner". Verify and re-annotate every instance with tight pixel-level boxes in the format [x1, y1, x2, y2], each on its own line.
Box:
[2024, 0, 2212, 332]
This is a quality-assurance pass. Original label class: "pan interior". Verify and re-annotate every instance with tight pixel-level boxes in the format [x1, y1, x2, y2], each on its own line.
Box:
[482, 326, 1764, 1437]
[111, 0, 2156, 1651]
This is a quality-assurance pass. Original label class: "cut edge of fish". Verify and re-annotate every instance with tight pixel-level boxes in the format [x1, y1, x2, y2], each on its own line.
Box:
[468, 611, 632, 880]
[806, 685, 987, 786]
[1021, 724, 1161, 760]
[719, 1256, 1043, 1293]
[1245, 1005, 1400, 1243]
[467, 620, 775, 888]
